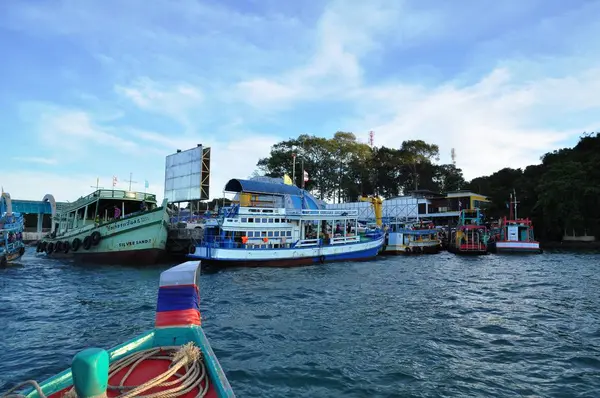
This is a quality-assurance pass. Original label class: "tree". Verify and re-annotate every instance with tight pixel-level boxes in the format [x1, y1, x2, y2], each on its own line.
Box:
[400, 140, 440, 190]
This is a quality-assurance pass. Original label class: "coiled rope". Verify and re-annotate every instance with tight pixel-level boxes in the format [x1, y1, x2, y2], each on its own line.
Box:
[1, 343, 209, 398]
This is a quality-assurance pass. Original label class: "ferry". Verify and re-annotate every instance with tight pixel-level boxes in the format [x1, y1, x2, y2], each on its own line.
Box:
[1, 261, 236, 398]
[188, 178, 385, 267]
[383, 220, 441, 255]
[0, 211, 26, 266]
[488, 191, 542, 254]
[448, 209, 490, 255]
[36, 189, 170, 265]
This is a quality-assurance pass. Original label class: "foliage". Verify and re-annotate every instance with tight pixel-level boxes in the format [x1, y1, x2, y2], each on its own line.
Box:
[258, 131, 600, 241]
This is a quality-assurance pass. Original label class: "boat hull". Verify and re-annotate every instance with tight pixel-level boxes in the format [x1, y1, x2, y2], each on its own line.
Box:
[38, 207, 170, 265]
[381, 243, 441, 255]
[189, 236, 384, 267]
[489, 241, 542, 254]
[447, 244, 488, 255]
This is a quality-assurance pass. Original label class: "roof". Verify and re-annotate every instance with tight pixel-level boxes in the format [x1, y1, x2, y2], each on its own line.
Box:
[224, 178, 305, 196]
[407, 190, 446, 199]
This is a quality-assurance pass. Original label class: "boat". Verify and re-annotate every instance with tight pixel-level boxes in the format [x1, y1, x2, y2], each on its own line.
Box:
[447, 209, 490, 255]
[0, 211, 26, 266]
[488, 191, 542, 254]
[382, 220, 441, 255]
[36, 189, 170, 265]
[188, 178, 385, 267]
[1, 260, 235, 398]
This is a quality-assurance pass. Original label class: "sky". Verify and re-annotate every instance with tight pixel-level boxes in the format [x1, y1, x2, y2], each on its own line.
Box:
[1, 0, 600, 203]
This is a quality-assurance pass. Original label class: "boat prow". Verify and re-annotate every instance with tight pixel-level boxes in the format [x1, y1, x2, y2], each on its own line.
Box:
[2, 261, 235, 398]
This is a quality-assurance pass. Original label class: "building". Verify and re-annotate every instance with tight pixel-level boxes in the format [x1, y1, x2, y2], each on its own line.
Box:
[326, 196, 419, 223]
[1, 193, 67, 242]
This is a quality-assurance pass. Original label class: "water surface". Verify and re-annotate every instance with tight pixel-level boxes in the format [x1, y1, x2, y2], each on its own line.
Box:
[1, 248, 599, 397]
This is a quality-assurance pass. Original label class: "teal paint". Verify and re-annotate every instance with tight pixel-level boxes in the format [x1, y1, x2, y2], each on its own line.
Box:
[72, 348, 109, 398]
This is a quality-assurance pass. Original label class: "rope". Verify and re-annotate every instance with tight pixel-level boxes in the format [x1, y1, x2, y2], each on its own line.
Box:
[1, 342, 209, 398]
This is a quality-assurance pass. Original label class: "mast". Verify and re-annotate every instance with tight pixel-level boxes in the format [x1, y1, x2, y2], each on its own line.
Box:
[508, 192, 514, 220]
[513, 188, 518, 220]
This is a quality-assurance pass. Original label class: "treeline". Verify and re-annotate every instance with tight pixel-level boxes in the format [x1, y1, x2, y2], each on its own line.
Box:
[257, 132, 465, 202]
[257, 131, 600, 241]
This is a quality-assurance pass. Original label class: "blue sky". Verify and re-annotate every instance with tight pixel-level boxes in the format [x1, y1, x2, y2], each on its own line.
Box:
[1, 0, 600, 202]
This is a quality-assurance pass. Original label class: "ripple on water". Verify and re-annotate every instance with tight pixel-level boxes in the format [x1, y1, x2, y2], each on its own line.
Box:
[1, 249, 600, 397]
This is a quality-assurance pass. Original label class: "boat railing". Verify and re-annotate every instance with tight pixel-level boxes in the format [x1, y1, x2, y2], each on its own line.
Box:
[286, 209, 359, 217]
[67, 190, 158, 210]
[330, 235, 360, 244]
[294, 238, 320, 247]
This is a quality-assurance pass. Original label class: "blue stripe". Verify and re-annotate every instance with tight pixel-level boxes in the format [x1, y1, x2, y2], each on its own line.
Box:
[316, 246, 380, 262]
[156, 286, 199, 312]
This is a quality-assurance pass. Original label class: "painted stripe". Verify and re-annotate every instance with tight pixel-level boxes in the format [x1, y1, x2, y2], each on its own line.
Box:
[156, 285, 199, 312]
[155, 309, 201, 327]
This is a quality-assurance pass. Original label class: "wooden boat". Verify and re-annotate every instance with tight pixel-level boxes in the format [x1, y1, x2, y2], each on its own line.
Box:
[36, 189, 170, 265]
[448, 209, 490, 255]
[1, 261, 235, 398]
[382, 220, 441, 255]
[188, 179, 384, 267]
[488, 191, 542, 254]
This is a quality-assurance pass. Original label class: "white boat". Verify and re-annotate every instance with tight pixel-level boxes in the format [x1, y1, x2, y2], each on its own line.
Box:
[383, 220, 441, 254]
[36, 189, 170, 265]
[188, 178, 384, 267]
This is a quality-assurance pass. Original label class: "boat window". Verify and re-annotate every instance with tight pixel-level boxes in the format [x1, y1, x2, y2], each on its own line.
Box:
[248, 218, 254, 222]
[268, 218, 274, 223]
[267, 231, 273, 237]
[262, 231, 267, 236]
[274, 231, 280, 237]
[286, 231, 292, 237]
[274, 218, 279, 223]
[262, 218, 268, 223]
[248, 231, 254, 237]
[241, 218, 247, 222]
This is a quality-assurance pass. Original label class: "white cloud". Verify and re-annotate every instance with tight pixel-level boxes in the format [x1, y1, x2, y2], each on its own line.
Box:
[12, 157, 58, 165]
[115, 78, 203, 131]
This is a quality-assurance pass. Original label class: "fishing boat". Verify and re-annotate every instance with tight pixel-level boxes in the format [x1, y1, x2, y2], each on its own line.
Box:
[383, 220, 441, 255]
[188, 178, 384, 267]
[0, 191, 26, 266]
[448, 209, 490, 255]
[488, 191, 542, 254]
[36, 189, 170, 265]
[1, 260, 235, 398]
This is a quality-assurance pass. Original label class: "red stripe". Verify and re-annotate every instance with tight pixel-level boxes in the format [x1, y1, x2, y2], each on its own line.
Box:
[155, 309, 201, 327]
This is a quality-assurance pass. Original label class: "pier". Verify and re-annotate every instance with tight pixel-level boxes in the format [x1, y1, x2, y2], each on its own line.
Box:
[0, 193, 67, 242]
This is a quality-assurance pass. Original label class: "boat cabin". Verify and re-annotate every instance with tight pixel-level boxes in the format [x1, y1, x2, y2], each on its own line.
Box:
[201, 178, 362, 250]
[499, 218, 536, 242]
[54, 189, 158, 236]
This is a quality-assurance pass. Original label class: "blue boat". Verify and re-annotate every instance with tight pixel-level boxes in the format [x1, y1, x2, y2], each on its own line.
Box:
[1, 192, 26, 266]
[188, 178, 385, 267]
[1, 261, 235, 398]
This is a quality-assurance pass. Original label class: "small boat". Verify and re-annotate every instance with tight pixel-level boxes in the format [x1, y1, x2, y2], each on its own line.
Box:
[448, 209, 490, 255]
[1, 260, 235, 398]
[188, 178, 384, 267]
[382, 220, 441, 255]
[488, 191, 542, 254]
[1, 191, 26, 266]
[36, 189, 171, 265]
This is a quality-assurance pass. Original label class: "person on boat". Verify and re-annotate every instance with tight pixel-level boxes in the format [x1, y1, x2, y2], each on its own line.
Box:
[140, 200, 147, 212]
[114, 206, 121, 220]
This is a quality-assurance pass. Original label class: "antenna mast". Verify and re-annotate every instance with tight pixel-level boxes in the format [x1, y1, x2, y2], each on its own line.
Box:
[91, 178, 104, 191]
[368, 130, 374, 148]
[125, 172, 138, 192]
[451, 148, 456, 165]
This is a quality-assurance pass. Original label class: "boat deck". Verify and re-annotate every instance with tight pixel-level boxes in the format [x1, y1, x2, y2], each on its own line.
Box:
[47, 353, 217, 398]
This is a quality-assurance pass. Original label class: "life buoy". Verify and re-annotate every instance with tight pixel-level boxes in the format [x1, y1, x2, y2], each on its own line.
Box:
[46, 242, 54, 254]
[72, 238, 81, 252]
[189, 244, 196, 254]
[63, 241, 70, 253]
[91, 231, 102, 246]
[83, 236, 92, 250]
[55, 241, 63, 251]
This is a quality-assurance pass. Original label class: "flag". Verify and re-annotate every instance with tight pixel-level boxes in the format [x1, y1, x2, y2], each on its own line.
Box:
[145, 180, 149, 189]
[303, 170, 309, 182]
[112, 176, 118, 187]
[283, 174, 293, 185]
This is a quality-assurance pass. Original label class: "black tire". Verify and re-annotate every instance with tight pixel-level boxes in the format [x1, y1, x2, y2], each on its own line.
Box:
[55, 241, 63, 251]
[91, 231, 101, 246]
[46, 242, 54, 254]
[63, 241, 70, 253]
[36, 242, 42, 252]
[189, 244, 196, 254]
[42, 241, 48, 251]
[72, 238, 81, 252]
[0, 256, 6, 267]
[19, 246, 25, 256]
[405, 247, 411, 254]
[83, 236, 92, 250]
